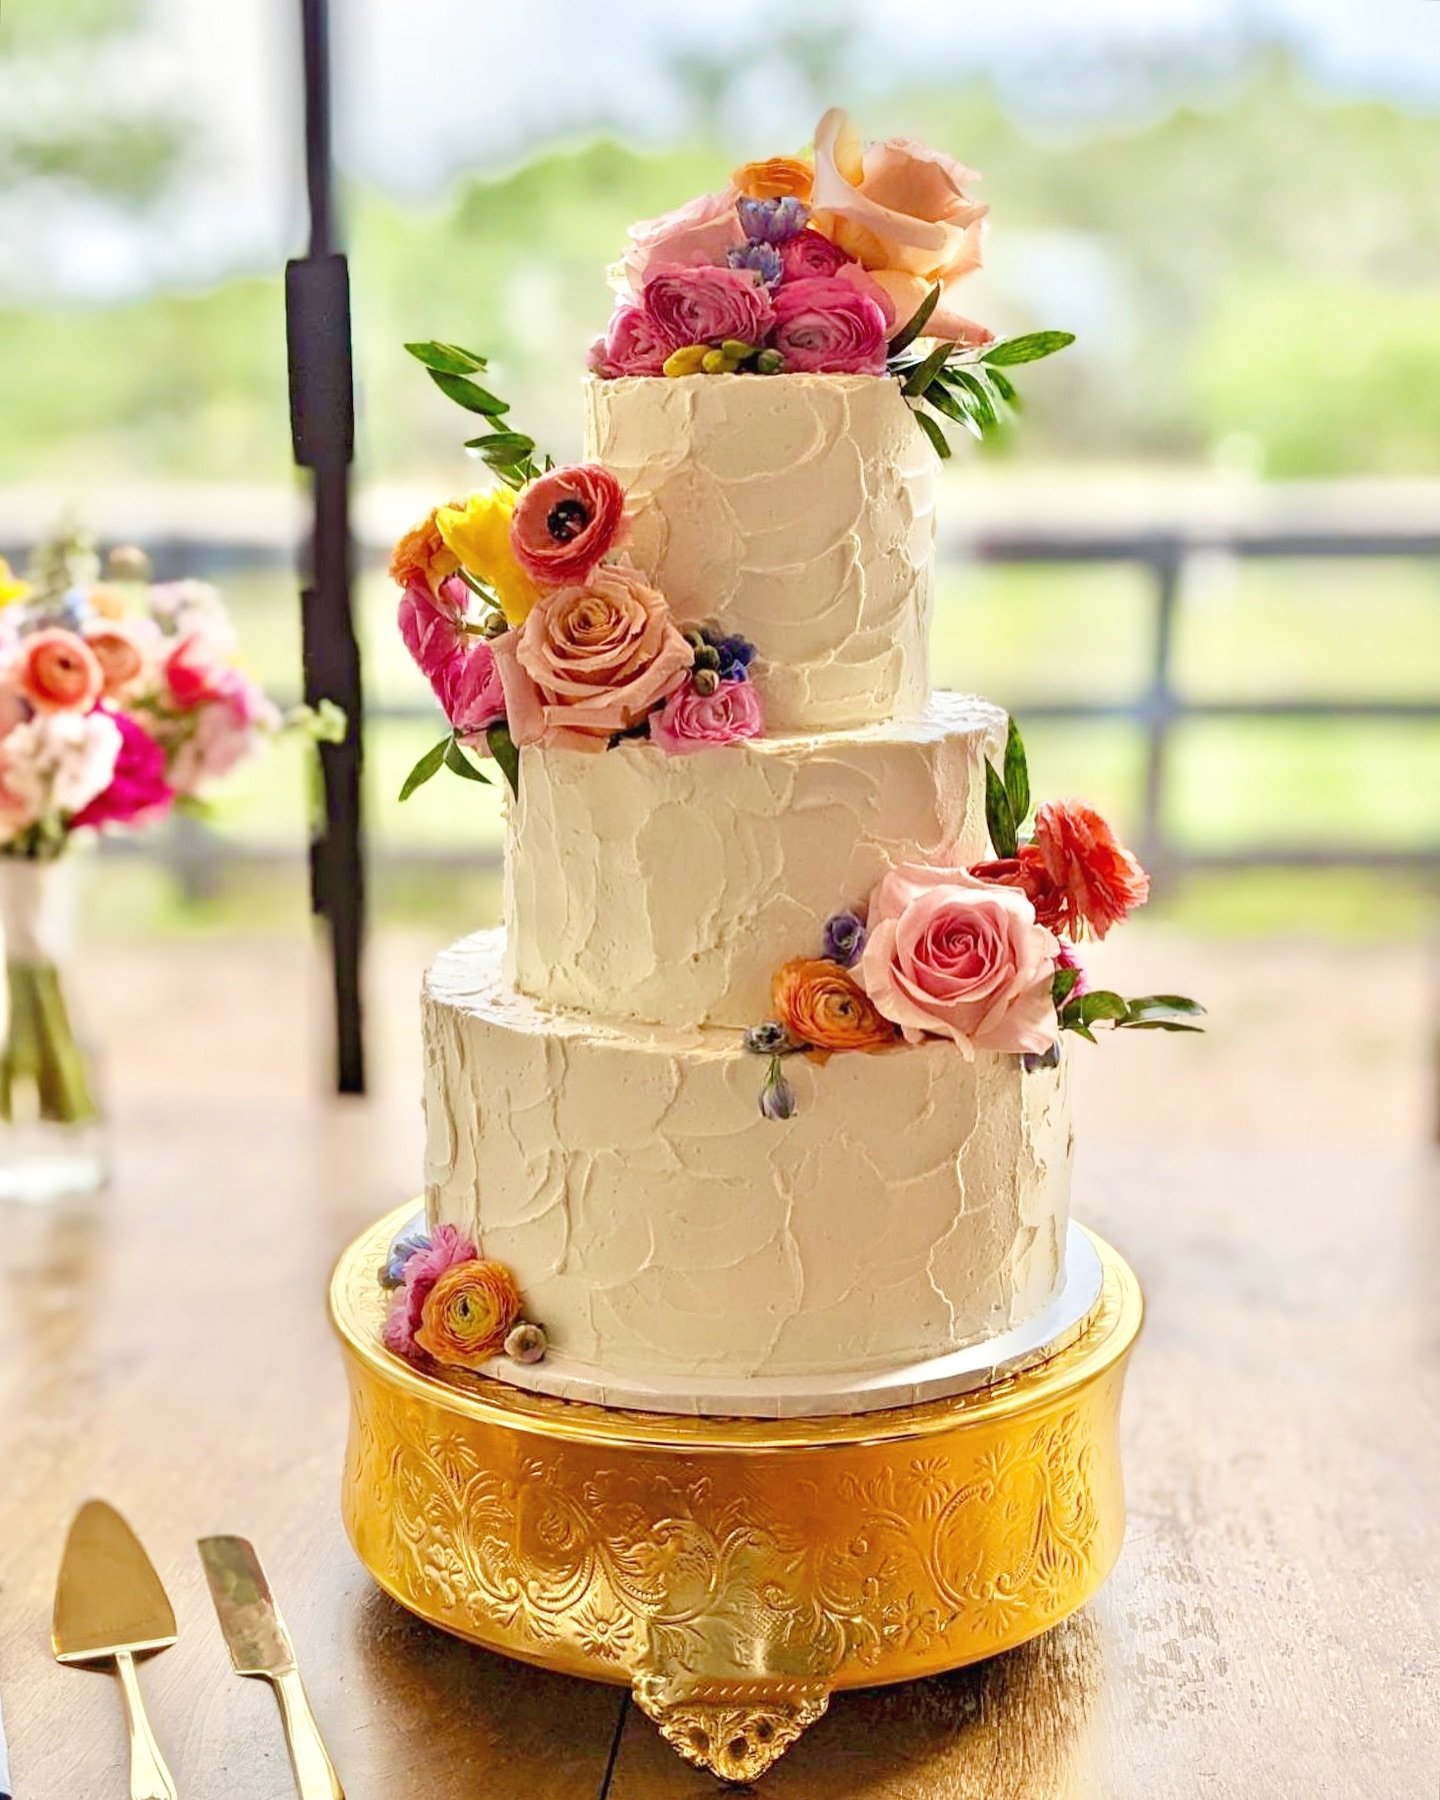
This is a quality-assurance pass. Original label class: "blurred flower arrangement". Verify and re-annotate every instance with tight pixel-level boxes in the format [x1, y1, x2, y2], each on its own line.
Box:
[381, 1220, 547, 1373]
[589, 107, 1074, 458]
[0, 528, 342, 1188]
[745, 717, 1204, 1119]
[392, 351, 765, 799]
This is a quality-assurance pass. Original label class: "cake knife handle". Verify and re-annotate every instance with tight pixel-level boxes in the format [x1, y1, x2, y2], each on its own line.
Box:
[114, 1649, 178, 1800]
[273, 1667, 345, 1800]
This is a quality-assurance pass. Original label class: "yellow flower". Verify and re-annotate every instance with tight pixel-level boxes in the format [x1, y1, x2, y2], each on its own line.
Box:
[415, 1259, 525, 1370]
[0, 559, 31, 610]
[435, 488, 543, 625]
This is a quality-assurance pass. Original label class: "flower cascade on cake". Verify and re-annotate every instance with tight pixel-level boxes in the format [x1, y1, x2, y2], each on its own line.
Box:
[380, 1221, 547, 1374]
[587, 108, 1076, 460]
[390, 358, 765, 800]
[744, 718, 1204, 1119]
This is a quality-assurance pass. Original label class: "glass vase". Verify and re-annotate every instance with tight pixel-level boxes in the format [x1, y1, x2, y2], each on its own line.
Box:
[0, 853, 108, 1204]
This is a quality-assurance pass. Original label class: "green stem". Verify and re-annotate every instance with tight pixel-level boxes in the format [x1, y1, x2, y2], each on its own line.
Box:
[0, 959, 100, 1126]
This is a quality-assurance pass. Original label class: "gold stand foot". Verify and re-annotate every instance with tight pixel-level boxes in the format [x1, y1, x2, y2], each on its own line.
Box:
[632, 1676, 829, 1783]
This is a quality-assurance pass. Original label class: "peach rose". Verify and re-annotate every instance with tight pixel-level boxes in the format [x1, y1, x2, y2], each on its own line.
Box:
[414, 1258, 524, 1371]
[493, 563, 693, 753]
[1031, 800, 1151, 941]
[772, 957, 898, 1056]
[15, 629, 104, 713]
[858, 864, 1059, 1058]
[733, 156, 813, 202]
[611, 187, 746, 296]
[390, 507, 460, 596]
[84, 619, 151, 698]
[809, 108, 992, 345]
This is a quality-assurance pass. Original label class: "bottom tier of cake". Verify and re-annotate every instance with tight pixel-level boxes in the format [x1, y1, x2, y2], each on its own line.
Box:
[422, 931, 1075, 1389]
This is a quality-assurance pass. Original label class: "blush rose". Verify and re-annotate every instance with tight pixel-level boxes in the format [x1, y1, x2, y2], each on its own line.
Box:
[650, 674, 764, 753]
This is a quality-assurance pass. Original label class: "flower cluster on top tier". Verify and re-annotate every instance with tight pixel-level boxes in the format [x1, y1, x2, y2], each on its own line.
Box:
[744, 717, 1203, 1119]
[0, 535, 340, 861]
[381, 1222, 547, 1372]
[391, 362, 768, 800]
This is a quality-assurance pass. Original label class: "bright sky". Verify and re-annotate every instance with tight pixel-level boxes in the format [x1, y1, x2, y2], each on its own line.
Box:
[8, 0, 1440, 300]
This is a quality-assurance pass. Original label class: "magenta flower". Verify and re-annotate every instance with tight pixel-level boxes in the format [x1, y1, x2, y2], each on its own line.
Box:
[778, 231, 850, 283]
[383, 1222, 476, 1358]
[641, 263, 775, 352]
[770, 275, 890, 374]
[397, 575, 505, 738]
[70, 708, 173, 831]
[588, 304, 673, 378]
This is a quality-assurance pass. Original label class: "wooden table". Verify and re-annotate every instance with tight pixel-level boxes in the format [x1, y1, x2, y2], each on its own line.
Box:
[1, 1088, 1436, 1797]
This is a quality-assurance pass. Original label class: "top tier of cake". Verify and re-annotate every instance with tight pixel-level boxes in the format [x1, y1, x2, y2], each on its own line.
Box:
[584, 371, 935, 734]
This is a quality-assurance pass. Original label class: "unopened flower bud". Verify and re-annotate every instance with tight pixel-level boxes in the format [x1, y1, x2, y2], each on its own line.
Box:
[504, 1321, 548, 1364]
[755, 348, 785, 375]
[693, 644, 721, 673]
[106, 544, 151, 582]
[692, 667, 720, 697]
[701, 348, 730, 374]
[721, 340, 755, 362]
[663, 344, 710, 378]
[481, 611, 510, 639]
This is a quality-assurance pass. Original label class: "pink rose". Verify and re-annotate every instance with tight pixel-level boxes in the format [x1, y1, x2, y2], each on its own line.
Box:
[588, 303, 674, 379]
[641, 264, 775, 352]
[511, 464, 627, 587]
[493, 562, 693, 754]
[613, 187, 745, 294]
[858, 863, 1059, 1057]
[164, 631, 231, 709]
[770, 275, 889, 374]
[651, 675, 764, 754]
[778, 230, 850, 283]
[397, 574, 502, 736]
[70, 708, 173, 831]
[443, 637, 507, 740]
[383, 1223, 476, 1358]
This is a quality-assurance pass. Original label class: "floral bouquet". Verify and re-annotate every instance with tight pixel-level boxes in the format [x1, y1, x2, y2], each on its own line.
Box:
[0, 529, 341, 1188]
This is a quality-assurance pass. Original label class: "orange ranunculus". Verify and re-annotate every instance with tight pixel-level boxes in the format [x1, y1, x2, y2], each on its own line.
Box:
[1031, 800, 1151, 941]
[732, 155, 814, 202]
[808, 108, 992, 345]
[84, 620, 150, 698]
[390, 508, 460, 596]
[15, 629, 104, 714]
[414, 1258, 525, 1371]
[772, 957, 898, 1055]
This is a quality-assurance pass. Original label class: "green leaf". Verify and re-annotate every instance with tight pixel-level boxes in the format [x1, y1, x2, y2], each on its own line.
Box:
[487, 720, 520, 798]
[902, 338, 953, 399]
[887, 284, 942, 358]
[950, 367, 998, 429]
[443, 737, 492, 785]
[1121, 995, 1208, 1029]
[1002, 715, 1030, 827]
[398, 734, 451, 802]
[987, 366, 1021, 409]
[921, 381, 971, 426]
[985, 761, 1018, 857]
[1067, 1023, 1097, 1044]
[464, 431, 535, 457]
[981, 330, 1076, 367]
[1119, 1019, 1207, 1033]
[427, 369, 510, 415]
[1061, 990, 1131, 1032]
[1052, 965, 1080, 1008]
[912, 408, 952, 460]
[404, 340, 488, 375]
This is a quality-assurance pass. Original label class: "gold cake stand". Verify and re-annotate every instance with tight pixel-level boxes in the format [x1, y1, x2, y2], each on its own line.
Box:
[330, 1205, 1143, 1783]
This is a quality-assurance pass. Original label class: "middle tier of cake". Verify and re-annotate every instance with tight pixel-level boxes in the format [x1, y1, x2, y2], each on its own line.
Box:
[505, 690, 1004, 1030]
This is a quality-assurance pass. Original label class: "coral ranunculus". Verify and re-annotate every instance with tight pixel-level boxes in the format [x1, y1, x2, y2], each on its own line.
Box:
[435, 489, 543, 626]
[16, 629, 104, 714]
[390, 507, 460, 596]
[1031, 800, 1151, 940]
[84, 620, 151, 699]
[641, 263, 775, 353]
[733, 156, 814, 202]
[968, 847, 1068, 937]
[414, 1258, 524, 1370]
[772, 956, 898, 1055]
[770, 275, 889, 374]
[494, 563, 693, 753]
[511, 464, 628, 587]
[858, 864, 1059, 1057]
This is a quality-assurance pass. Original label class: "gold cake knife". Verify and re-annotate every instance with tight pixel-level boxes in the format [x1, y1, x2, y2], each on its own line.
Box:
[198, 1535, 344, 1800]
[52, 1500, 179, 1800]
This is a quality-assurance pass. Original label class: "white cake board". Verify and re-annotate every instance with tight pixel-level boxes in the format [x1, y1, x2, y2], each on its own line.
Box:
[398, 1222, 1105, 1420]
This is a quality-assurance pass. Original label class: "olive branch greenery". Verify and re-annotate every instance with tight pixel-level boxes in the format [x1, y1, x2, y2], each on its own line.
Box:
[403, 340, 552, 488]
[888, 288, 1075, 460]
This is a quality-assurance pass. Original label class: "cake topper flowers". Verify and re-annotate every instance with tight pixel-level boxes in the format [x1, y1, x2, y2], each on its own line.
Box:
[589, 108, 1074, 457]
[745, 716, 1204, 1116]
[381, 1222, 547, 1373]
[393, 345, 766, 798]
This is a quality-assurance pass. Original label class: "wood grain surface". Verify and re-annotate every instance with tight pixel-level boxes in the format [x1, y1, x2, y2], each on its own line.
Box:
[0, 946, 1436, 1799]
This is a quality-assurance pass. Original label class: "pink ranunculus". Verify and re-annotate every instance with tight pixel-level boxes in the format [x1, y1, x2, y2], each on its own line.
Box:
[778, 229, 850, 283]
[641, 263, 775, 353]
[651, 675, 765, 754]
[858, 863, 1059, 1058]
[612, 187, 746, 295]
[770, 275, 889, 374]
[442, 637, 507, 741]
[510, 464, 628, 587]
[398, 575, 504, 739]
[69, 708, 173, 832]
[165, 700, 256, 794]
[493, 562, 693, 754]
[164, 630, 231, 710]
[588, 303, 676, 378]
[383, 1223, 476, 1358]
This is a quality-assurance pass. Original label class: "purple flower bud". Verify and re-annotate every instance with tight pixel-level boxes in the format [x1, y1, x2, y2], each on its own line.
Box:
[738, 196, 811, 245]
[822, 911, 867, 968]
[1022, 1043, 1063, 1074]
[382, 1224, 431, 1287]
[727, 242, 784, 288]
[744, 1020, 789, 1056]
[759, 1060, 797, 1121]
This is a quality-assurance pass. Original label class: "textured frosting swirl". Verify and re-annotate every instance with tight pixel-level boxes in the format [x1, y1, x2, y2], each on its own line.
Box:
[505, 692, 1005, 1030]
[583, 371, 935, 732]
[423, 931, 1072, 1386]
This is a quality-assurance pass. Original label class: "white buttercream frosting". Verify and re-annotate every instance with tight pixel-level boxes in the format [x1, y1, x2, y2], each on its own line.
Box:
[505, 691, 1006, 1029]
[423, 931, 1073, 1386]
[584, 372, 935, 732]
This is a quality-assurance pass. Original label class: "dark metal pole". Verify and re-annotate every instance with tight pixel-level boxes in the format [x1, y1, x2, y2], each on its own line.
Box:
[287, 0, 366, 1093]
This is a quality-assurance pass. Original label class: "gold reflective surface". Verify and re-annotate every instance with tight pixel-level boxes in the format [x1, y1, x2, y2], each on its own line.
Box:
[53, 1500, 177, 1663]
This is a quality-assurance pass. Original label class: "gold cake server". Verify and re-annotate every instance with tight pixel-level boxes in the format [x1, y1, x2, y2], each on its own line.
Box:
[198, 1535, 344, 1800]
[52, 1500, 179, 1800]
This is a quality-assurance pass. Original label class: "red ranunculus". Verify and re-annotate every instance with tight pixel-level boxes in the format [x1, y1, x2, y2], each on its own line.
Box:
[510, 464, 627, 587]
[1031, 800, 1150, 940]
[968, 846, 1067, 936]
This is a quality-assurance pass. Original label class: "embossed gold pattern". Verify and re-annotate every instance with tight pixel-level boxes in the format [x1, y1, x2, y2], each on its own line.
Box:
[331, 1206, 1142, 1780]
